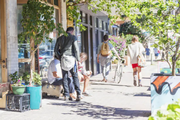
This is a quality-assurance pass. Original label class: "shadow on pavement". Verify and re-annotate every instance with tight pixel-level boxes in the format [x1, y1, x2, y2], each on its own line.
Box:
[142, 77, 150, 80]
[134, 93, 151, 97]
[49, 101, 151, 119]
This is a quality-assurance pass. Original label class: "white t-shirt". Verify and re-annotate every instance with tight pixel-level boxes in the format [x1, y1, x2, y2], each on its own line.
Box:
[48, 58, 62, 84]
[127, 42, 145, 64]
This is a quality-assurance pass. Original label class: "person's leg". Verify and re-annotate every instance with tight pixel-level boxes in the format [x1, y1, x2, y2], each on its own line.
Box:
[70, 68, 81, 99]
[83, 75, 89, 93]
[102, 65, 106, 81]
[68, 77, 76, 99]
[138, 67, 142, 86]
[105, 61, 111, 82]
[133, 67, 138, 86]
[62, 70, 70, 98]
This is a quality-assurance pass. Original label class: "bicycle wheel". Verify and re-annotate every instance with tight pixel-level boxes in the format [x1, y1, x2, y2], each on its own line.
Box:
[114, 61, 121, 83]
[118, 65, 123, 83]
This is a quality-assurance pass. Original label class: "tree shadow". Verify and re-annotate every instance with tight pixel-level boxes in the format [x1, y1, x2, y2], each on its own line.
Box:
[134, 93, 151, 97]
[49, 101, 151, 119]
[142, 77, 150, 80]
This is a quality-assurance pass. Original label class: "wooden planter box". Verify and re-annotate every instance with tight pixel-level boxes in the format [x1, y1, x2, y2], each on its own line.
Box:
[0, 83, 9, 108]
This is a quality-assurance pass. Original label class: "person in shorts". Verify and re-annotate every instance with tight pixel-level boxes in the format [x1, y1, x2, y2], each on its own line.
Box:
[127, 36, 145, 86]
[78, 53, 92, 96]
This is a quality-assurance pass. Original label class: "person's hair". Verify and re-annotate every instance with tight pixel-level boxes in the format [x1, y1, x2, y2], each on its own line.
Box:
[80, 52, 87, 61]
[132, 35, 139, 42]
[54, 55, 58, 59]
[66, 27, 74, 32]
[103, 35, 109, 41]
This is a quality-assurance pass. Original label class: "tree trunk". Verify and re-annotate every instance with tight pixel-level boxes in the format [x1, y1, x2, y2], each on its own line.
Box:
[172, 61, 176, 76]
[30, 51, 35, 85]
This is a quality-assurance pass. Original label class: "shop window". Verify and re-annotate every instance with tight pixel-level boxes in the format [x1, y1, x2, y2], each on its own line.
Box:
[99, 19, 102, 29]
[19, 62, 30, 76]
[96, 18, 99, 28]
[18, 5, 30, 59]
[47, 0, 52, 4]
[54, 0, 58, 6]
[102, 21, 104, 30]
[90, 16, 92, 26]
[81, 11, 88, 24]
[106, 23, 108, 31]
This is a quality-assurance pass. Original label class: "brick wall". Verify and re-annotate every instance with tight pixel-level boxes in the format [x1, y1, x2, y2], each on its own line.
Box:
[6, 0, 19, 78]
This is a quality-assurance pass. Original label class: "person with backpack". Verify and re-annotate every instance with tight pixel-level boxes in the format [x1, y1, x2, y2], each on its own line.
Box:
[127, 36, 145, 87]
[97, 35, 121, 82]
[54, 27, 81, 101]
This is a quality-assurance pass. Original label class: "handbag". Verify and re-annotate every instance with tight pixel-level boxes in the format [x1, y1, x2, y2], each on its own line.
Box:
[137, 47, 146, 68]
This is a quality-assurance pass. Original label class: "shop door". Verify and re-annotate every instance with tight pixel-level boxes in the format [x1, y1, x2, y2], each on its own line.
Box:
[0, 0, 7, 83]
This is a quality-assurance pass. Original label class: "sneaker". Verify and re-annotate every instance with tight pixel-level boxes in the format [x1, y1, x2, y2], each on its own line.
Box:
[138, 80, 142, 87]
[76, 95, 81, 102]
[133, 80, 137, 86]
[82, 92, 90, 96]
[69, 97, 73, 101]
[64, 96, 69, 101]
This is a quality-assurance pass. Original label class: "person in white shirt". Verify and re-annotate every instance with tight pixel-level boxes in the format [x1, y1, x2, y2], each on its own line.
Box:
[48, 55, 75, 100]
[127, 36, 145, 87]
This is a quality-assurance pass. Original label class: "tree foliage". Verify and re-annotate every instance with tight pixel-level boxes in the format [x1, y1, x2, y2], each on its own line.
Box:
[19, 0, 66, 82]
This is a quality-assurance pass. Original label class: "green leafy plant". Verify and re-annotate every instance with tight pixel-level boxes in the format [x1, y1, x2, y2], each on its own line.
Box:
[149, 100, 180, 120]
[18, 0, 66, 83]
[32, 72, 42, 86]
[9, 71, 19, 84]
[11, 77, 25, 87]
[22, 72, 30, 85]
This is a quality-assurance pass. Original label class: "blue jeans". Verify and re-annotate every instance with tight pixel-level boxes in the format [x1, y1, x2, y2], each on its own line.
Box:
[62, 67, 81, 97]
[102, 61, 111, 80]
[52, 78, 75, 94]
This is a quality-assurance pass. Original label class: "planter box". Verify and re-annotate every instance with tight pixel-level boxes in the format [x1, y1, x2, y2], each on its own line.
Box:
[151, 73, 180, 115]
[6, 93, 30, 112]
[0, 83, 9, 108]
[160, 68, 178, 74]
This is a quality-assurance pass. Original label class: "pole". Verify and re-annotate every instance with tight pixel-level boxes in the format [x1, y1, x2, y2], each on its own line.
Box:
[151, 53, 153, 65]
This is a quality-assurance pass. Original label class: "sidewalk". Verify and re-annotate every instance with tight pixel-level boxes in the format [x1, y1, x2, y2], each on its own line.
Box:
[0, 62, 156, 120]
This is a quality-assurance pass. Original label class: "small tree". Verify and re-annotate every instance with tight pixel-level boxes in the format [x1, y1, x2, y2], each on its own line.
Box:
[18, 0, 65, 84]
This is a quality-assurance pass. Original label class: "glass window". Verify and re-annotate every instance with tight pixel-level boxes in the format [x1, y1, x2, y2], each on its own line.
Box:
[81, 12, 88, 24]
[19, 62, 30, 76]
[102, 21, 104, 30]
[99, 19, 102, 29]
[47, 0, 52, 4]
[106, 23, 108, 31]
[90, 16, 92, 26]
[18, 5, 30, 59]
[54, 0, 58, 6]
[38, 8, 58, 78]
[55, 9, 59, 25]
[96, 18, 98, 28]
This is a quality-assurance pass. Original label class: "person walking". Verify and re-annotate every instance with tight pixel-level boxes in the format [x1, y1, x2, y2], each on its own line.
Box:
[54, 27, 81, 101]
[145, 46, 150, 60]
[127, 36, 145, 86]
[97, 35, 121, 82]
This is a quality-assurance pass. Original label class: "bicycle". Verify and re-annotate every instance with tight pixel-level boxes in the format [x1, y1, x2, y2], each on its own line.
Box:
[114, 59, 125, 83]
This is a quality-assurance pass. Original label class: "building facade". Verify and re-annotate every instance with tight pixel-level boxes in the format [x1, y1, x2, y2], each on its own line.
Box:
[0, 0, 67, 108]
[71, 4, 109, 75]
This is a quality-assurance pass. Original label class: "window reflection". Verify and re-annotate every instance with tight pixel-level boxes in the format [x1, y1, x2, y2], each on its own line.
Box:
[19, 62, 30, 76]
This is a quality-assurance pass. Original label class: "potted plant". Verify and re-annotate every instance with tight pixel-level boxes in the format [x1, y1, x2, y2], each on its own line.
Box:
[22, 72, 30, 85]
[26, 72, 42, 109]
[11, 77, 26, 95]
[9, 71, 19, 91]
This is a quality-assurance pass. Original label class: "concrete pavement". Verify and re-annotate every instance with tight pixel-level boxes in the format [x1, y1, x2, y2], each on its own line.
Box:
[0, 62, 157, 120]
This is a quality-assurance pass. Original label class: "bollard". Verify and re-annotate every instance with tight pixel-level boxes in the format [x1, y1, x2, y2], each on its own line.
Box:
[151, 53, 153, 65]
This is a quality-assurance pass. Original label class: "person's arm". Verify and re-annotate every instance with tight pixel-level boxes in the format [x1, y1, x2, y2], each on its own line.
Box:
[52, 72, 61, 78]
[81, 62, 87, 76]
[127, 47, 130, 56]
[73, 36, 80, 61]
[111, 48, 121, 60]
[97, 44, 102, 63]
[54, 37, 61, 60]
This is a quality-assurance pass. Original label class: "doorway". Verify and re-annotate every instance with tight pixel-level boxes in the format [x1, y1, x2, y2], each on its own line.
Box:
[0, 0, 7, 84]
